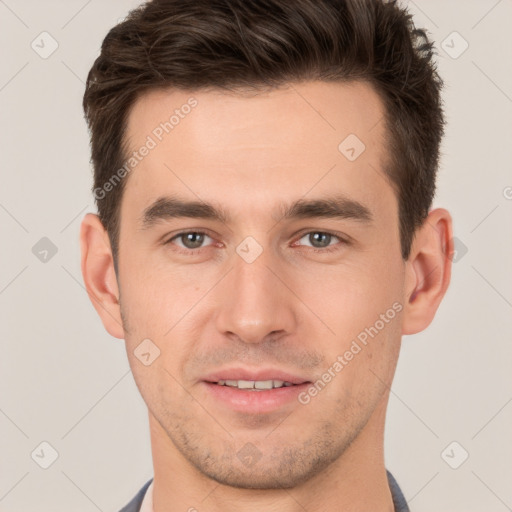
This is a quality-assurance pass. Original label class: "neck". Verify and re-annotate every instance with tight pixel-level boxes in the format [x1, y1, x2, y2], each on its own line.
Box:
[149, 393, 394, 512]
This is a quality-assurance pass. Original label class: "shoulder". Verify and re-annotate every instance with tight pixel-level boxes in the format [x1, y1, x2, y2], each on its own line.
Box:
[118, 478, 153, 512]
[386, 470, 409, 512]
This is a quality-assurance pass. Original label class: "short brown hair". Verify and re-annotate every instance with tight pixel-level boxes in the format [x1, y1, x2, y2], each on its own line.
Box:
[83, 0, 444, 267]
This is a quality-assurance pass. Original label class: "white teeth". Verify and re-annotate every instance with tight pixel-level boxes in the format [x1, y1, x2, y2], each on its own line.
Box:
[254, 380, 273, 390]
[216, 379, 294, 389]
[237, 380, 256, 389]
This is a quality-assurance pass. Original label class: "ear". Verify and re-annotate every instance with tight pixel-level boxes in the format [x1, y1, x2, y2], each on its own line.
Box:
[402, 208, 454, 335]
[80, 213, 125, 339]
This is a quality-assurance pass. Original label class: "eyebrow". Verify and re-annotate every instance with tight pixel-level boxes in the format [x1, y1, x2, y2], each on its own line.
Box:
[139, 193, 373, 230]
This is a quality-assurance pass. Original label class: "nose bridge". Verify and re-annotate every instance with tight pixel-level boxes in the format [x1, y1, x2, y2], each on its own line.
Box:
[214, 243, 297, 344]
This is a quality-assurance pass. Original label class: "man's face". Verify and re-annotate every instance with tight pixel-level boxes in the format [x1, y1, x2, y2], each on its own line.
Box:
[118, 81, 406, 488]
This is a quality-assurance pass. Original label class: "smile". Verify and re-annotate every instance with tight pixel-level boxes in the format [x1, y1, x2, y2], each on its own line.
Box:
[214, 379, 296, 390]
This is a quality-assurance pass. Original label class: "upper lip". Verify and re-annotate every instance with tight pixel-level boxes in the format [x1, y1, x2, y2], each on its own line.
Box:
[202, 368, 311, 385]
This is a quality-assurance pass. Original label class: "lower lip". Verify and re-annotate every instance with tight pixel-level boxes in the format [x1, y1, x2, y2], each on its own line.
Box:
[202, 382, 310, 414]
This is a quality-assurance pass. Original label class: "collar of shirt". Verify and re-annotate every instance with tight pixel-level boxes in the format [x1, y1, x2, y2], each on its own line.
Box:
[139, 480, 153, 512]
[136, 471, 409, 512]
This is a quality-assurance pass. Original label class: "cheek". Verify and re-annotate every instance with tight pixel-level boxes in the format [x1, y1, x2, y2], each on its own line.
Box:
[315, 304, 403, 411]
[308, 257, 404, 337]
[119, 261, 217, 390]
[302, 254, 404, 392]
[118, 249, 205, 333]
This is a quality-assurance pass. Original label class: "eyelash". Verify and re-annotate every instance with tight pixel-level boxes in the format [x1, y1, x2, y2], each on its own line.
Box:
[164, 230, 348, 256]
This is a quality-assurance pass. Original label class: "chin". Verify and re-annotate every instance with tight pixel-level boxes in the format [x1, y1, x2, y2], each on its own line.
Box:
[189, 443, 342, 490]
[200, 465, 314, 490]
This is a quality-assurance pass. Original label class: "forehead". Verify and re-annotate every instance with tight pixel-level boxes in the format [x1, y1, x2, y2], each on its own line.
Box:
[121, 80, 395, 227]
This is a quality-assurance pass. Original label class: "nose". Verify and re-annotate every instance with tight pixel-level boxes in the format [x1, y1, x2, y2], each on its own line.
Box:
[214, 246, 298, 345]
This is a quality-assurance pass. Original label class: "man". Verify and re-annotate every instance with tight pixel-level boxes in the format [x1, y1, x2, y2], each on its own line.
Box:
[80, 0, 453, 510]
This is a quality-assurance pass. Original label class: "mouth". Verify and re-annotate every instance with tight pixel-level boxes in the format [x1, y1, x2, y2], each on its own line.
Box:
[200, 370, 311, 413]
[209, 379, 298, 390]
[202, 369, 310, 388]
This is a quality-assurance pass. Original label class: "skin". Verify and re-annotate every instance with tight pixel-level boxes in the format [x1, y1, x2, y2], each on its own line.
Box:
[80, 80, 453, 511]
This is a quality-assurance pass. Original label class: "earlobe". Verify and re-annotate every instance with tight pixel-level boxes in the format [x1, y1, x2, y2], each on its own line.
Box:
[79, 213, 125, 339]
[402, 208, 454, 335]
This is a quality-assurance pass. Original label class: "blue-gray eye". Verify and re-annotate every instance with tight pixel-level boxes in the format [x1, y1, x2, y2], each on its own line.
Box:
[298, 232, 339, 248]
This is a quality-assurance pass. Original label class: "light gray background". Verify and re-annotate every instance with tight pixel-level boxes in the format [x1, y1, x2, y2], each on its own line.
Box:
[1, 0, 511, 510]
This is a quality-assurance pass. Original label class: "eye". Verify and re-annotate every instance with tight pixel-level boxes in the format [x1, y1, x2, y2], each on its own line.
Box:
[164, 229, 347, 256]
[166, 231, 214, 251]
[294, 231, 345, 253]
